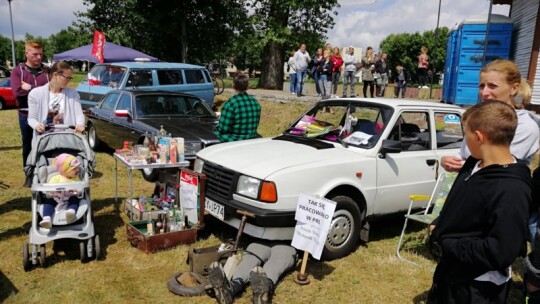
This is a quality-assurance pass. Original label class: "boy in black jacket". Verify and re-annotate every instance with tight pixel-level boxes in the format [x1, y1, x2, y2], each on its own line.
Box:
[428, 100, 531, 304]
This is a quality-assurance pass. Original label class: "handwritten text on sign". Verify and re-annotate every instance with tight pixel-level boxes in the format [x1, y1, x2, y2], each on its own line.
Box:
[180, 171, 198, 209]
[291, 193, 336, 260]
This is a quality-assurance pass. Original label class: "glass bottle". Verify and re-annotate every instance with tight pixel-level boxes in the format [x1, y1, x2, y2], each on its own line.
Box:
[146, 217, 154, 236]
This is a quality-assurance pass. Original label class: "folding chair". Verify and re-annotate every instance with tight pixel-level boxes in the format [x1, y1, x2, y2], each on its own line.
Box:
[396, 172, 458, 266]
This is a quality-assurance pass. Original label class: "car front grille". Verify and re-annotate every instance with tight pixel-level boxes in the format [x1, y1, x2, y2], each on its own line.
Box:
[202, 161, 236, 201]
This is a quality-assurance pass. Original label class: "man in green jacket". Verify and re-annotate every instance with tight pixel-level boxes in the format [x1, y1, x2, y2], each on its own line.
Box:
[214, 74, 261, 142]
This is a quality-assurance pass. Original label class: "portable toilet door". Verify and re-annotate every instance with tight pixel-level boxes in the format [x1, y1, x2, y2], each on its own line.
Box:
[453, 14, 513, 106]
[442, 29, 458, 103]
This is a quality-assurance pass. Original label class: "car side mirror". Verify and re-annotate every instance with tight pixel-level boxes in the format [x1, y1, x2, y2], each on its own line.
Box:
[378, 139, 402, 158]
[114, 109, 132, 119]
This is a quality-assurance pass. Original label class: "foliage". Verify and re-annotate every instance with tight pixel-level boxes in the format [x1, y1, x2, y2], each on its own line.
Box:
[250, 0, 340, 90]
[379, 27, 449, 84]
[76, 0, 249, 64]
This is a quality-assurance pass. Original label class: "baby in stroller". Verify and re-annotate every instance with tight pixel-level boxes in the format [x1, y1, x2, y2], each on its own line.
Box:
[23, 125, 99, 270]
[39, 153, 82, 229]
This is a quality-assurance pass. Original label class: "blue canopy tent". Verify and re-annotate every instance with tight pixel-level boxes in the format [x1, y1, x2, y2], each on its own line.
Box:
[53, 42, 158, 63]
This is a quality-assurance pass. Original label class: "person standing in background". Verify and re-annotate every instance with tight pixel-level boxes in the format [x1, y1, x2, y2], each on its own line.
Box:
[342, 46, 358, 97]
[375, 53, 389, 97]
[330, 47, 343, 97]
[287, 50, 297, 95]
[418, 46, 430, 88]
[294, 44, 310, 97]
[10, 40, 49, 188]
[393, 65, 408, 98]
[361, 47, 376, 98]
[311, 48, 324, 97]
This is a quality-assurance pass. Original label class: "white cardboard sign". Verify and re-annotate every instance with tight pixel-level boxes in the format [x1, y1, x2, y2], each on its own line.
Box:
[291, 193, 336, 260]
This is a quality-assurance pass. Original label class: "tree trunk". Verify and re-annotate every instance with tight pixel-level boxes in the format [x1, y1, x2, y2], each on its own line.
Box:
[258, 41, 284, 90]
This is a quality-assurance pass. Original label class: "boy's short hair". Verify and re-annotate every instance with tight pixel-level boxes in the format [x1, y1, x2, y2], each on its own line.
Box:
[233, 73, 249, 92]
[462, 100, 517, 146]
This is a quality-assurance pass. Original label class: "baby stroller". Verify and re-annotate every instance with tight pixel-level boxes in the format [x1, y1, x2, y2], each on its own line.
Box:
[23, 125, 98, 271]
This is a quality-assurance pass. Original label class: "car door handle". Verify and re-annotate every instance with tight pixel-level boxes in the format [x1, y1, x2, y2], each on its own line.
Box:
[426, 159, 437, 166]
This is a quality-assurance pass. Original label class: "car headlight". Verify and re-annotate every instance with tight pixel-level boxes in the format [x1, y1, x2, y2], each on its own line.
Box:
[236, 175, 277, 203]
[193, 159, 204, 173]
[185, 142, 203, 154]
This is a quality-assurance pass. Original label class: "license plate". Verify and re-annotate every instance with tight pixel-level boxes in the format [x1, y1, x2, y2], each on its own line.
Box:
[205, 198, 224, 221]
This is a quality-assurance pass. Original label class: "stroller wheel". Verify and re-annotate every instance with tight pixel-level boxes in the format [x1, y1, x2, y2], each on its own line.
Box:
[22, 244, 31, 272]
[39, 244, 47, 268]
[80, 241, 88, 263]
[94, 235, 101, 261]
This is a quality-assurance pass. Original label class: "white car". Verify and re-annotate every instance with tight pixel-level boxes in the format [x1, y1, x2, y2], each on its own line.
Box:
[195, 98, 464, 259]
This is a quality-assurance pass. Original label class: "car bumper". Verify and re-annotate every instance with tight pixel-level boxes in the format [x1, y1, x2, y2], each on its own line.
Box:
[205, 195, 296, 240]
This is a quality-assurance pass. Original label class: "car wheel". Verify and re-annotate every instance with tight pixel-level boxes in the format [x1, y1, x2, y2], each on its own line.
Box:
[323, 195, 363, 260]
[141, 168, 159, 182]
[0, 99, 4, 111]
[87, 123, 100, 150]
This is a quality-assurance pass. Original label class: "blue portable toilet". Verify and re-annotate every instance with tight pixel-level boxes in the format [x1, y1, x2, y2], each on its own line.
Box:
[445, 14, 512, 105]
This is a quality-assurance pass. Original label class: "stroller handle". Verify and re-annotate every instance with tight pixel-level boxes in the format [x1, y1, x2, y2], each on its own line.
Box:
[41, 124, 87, 135]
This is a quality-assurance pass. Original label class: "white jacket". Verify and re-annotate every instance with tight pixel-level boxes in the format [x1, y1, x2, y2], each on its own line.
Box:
[28, 83, 85, 147]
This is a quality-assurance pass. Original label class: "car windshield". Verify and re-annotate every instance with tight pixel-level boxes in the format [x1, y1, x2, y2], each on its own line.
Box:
[135, 95, 215, 118]
[0, 77, 9, 87]
[285, 102, 393, 149]
[86, 65, 127, 88]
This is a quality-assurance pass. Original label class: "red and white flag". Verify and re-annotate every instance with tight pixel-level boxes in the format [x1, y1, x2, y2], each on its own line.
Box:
[91, 30, 106, 63]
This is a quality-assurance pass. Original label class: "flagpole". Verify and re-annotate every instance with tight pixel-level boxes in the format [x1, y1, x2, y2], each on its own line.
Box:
[8, 0, 16, 67]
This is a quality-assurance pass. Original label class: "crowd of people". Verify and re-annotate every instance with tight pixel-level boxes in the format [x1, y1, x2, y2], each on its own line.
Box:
[287, 43, 431, 100]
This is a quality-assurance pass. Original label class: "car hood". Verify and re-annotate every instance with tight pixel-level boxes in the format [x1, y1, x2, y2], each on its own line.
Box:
[140, 117, 219, 143]
[197, 136, 369, 179]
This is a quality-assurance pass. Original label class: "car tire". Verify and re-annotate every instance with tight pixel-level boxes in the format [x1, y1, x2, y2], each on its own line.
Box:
[323, 195, 363, 260]
[87, 123, 100, 150]
[0, 99, 4, 111]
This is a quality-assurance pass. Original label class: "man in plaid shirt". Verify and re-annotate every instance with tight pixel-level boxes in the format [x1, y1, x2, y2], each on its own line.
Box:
[215, 74, 261, 142]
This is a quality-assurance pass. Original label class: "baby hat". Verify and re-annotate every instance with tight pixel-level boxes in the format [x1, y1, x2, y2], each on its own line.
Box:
[54, 153, 80, 174]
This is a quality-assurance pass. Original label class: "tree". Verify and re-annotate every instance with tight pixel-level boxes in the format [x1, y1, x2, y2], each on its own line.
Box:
[76, 0, 248, 64]
[379, 27, 448, 84]
[249, 0, 340, 90]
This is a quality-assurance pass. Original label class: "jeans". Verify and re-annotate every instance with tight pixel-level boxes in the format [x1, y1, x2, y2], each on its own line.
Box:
[331, 71, 341, 95]
[394, 80, 407, 98]
[296, 70, 307, 95]
[418, 68, 428, 86]
[313, 71, 321, 95]
[43, 196, 80, 218]
[318, 74, 331, 99]
[18, 112, 34, 169]
[342, 71, 356, 96]
[289, 73, 297, 93]
[376, 73, 388, 96]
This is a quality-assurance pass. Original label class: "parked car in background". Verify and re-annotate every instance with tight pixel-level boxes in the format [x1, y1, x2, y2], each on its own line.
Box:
[0, 77, 16, 110]
[85, 89, 220, 181]
[76, 61, 215, 109]
[0, 66, 10, 77]
[195, 98, 465, 259]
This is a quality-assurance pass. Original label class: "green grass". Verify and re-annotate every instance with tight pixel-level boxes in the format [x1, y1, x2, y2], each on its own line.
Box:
[0, 92, 527, 303]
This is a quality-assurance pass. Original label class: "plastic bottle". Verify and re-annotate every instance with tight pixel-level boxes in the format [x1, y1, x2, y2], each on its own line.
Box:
[146, 217, 155, 236]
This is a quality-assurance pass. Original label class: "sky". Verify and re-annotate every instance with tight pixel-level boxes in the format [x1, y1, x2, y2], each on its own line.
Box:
[0, 0, 509, 53]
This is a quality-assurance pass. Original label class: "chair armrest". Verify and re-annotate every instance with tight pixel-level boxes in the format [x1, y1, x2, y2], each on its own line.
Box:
[409, 194, 430, 201]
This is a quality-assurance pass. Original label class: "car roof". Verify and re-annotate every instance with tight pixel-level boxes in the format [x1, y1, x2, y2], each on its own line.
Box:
[320, 97, 466, 112]
[107, 89, 200, 99]
[93, 62, 206, 69]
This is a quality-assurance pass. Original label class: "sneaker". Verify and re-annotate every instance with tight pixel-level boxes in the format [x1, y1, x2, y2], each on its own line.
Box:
[315, 94, 321, 97]
[342, 95, 347, 98]
[422, 85, 429, 89]
[208, 262, 235, 304]
[250, 266, 274, 304]
[40, 216, 52, 229]
[418, 86, 422, 89]
[290, 92, 296, 95]
[65, 209, 76, 223]
[23, 176, 32, 188]
[350, 95, 356, 97]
